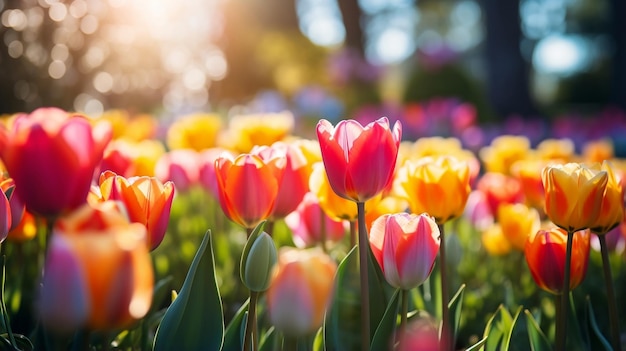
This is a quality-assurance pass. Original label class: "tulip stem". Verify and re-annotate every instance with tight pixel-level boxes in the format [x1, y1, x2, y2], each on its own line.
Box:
[243, 290, 259, 351]
[438, 223, 451, 351]
[350, 220, 356, 248]
[599, 234, 622, 351]
[0, 255, 17, 350]
[556, 230, 575, 351]
[357, 201, 370, 351]
[401, 289, 409, 332]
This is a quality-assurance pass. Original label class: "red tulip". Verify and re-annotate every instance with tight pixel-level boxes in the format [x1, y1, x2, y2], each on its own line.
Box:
[214, 153, 285, 229]
[0, 107, 111, 218]
[525, 227, 590, 294]
[155, 149, 200, 193]
[316, 117, 401, 202]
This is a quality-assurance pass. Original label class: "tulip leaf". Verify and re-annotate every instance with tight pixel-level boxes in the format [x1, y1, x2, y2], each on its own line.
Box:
[325, 244, 387, 351]
[448, 284, 466, 344]
[370, 289, 400, 351]
[222, 300, 249, 351]
[480, 305, 522, 351]
[585, 297, 612, 351]
[523, 310, 552, 351]
[313, 327, 324, 351]
[259, 326, 276, 351]
[153, 230, 224, 351]
[465, 336, 487, 351]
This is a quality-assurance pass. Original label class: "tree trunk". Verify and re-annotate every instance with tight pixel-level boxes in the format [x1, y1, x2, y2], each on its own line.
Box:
[481, 0, 537, 118]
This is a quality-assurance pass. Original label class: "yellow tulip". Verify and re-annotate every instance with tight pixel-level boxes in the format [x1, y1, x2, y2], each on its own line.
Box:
[542, 163, 608, 232]
[479, 135, 531, 174]
[394, 156, 471, 224]
[166, 113, 223, 151]
[481, 224, 512, 256]
[591, 161, 624, 235]
[497, 203, 540, 250]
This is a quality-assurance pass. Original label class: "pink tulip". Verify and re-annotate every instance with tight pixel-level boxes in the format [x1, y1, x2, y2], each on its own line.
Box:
[0, 107, 111, 218]
[316, 117, 401, 202]
[284, 192, 346, 248]
[155, 149, 200, 193]
[369, 213, 440, 289]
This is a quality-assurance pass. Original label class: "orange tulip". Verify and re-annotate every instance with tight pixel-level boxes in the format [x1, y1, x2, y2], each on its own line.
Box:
[498, 203, 540, 251]
[511, 159, 549, 210]
[253, 142, 310, 219]
[38, 201, 153, 331]
[0, 107, 111, 218]
[395, 156, 471, 224]
[591, 161, 624, 235]
[542, 163, 608, 232]
[266, 247, 337, 337]
[524, 227, 590, 294]
[95, 171, 175, 251]
[316, 117, 402, 202]
[214, 153, 285, 229]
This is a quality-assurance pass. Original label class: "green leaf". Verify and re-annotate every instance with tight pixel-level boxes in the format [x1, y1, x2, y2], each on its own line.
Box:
[481, 305, 522, 351]
[312, 327, 324, 351]
[524, 309, 552, 351]
[448, 284, 466, 344]
[239, 221, 267, 284]
[586, 297, 612, 351]
[259, 326, 276, 351]
[370, 289, 401, 351]
[465, 336, 487, 351]
[223, 300, 249, 351]
[153, 231, 224, 351]
[324, 247, 362, 351]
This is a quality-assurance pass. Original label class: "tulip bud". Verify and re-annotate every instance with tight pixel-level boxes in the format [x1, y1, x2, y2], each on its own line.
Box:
[240, 227, 277, 292]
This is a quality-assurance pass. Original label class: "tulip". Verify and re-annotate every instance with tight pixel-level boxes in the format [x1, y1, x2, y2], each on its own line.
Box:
[97, 139, 137, 179]
[240, 230, 277, 292]
[479, 135, 531, 174]
[0, 188, 11, 243]
[511, 159, 548, 210]
[481, 224, 512, 256]
[253, 142, 310, 219]
[218, 112, 295, 153]
[524, 227, 590, 295]
[95, 171, 175, 251]
[198, 148, 233, 199]
[369, 213, 440, 289]
[214, 153, 285, 229]
[131, 139, 166, 177]
[582, 139, 614, 164]
[536, 138, 575, 162]
[316, 117, 401, 202]
[0, 107, 111, 218]
[309, 162, 380, 222]
[394, 156, 471, 224]
[166, 113, 223, 151]
[284, 192, 346, 248]
[498, 203, 540, 251]
[266, 248, 337, 337]
[155, 149, 200, 193]
[462, 191, 494, 232]
[38, 201, 154, 332]
[542, 163, 608, 233]
[476, 172, 524, 217]
[591, 161, 624, 235]
[0, 177, 24, 232]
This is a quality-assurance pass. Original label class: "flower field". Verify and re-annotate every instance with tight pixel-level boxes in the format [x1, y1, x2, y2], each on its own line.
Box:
[0, 102, 624, 351]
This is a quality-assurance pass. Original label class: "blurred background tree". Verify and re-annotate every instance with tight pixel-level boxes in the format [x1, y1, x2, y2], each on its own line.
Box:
[0, 0, 623, 122]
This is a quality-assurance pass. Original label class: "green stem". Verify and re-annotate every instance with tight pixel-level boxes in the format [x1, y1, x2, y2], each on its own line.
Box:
[266, 220, 275, 238]
[401, 289, 409, 332]
[357, 202, 370, 351]
[556, 230, 575, 351]
[350, 220, 356, 248]
[599, 234, 622, 351]
[0, 254, 17, 349]
[243, 290, 259, 351]
[438, 223, 451, 351]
